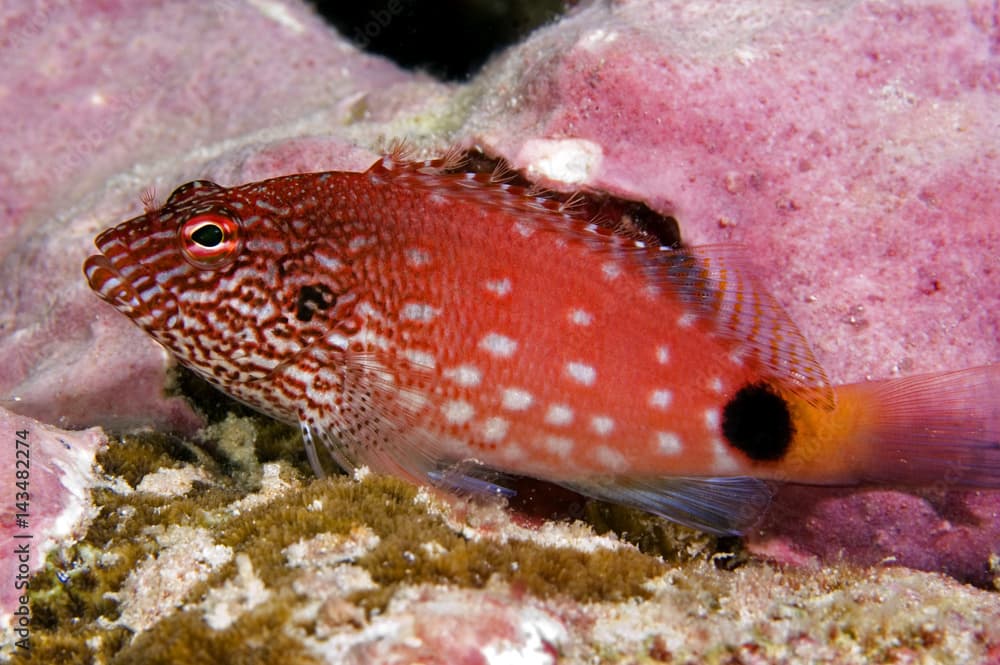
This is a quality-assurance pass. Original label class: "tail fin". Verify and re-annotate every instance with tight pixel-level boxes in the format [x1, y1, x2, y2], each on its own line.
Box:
[856, 364, 1000, 487]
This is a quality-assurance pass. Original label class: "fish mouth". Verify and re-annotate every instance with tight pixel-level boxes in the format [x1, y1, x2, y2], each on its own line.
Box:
[83, 230, 178, 326]
[83, 253, 150, 317]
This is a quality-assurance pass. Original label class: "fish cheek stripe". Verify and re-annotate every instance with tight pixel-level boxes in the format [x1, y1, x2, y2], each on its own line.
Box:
[721, 382, 795, 461]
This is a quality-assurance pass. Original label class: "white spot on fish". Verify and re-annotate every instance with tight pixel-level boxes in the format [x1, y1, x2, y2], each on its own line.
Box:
[356, 301, 383, 319]
[348, 235, 375, 251]
[544, 436, 575, 456]
[442, 400, 475, 425]
[138, 284, 160, 303]
[501, 387, 533, 411]
[655, 345, 670, 364]
[443, 364, 482, 387]
[590, 416, 615, 436]
[568, 308, 593, 326]
[513, 220, 535, 238]
[405, 247, 431, 267]
[677, 313, 696, 328]
[353, 328, 392, 351]
[400, 303, 441, 322]
[501, 443, 526, 463]
[253, 198, 290, 214]
[601, 262, 622, 281]
[480, 417, 509, 443]
[484, 278, 512, 296]
[648, 389, 673, 410]
[594, 445, 628, 472]
[704, 408, 721, 430]
[404, 349, 437, 369]
[315, 253, 345, 272]
[327, 332, 350, 349]
[655, 431, 683, 456]
[710, 376, 725, 393]
[156, 264, 190, 284]
[565, 361, 596, 386]
[544, 404, 574, 427]
[480, 332, 518, 358]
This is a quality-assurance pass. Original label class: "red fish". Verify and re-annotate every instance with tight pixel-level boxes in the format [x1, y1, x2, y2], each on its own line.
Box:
[83, 149, 1000, 534]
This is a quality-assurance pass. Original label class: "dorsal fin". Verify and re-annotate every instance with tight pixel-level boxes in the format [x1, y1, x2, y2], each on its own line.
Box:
[365, 148, 594, 222]
[365, 149, 828, 407]
[646, 244, 834, 409]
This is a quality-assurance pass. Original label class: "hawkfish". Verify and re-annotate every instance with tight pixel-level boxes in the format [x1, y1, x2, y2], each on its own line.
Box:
[83, 148, 1000, 534]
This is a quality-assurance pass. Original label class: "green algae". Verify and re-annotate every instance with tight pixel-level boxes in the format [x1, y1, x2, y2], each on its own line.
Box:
[112, 596, 321, 665]
[197, 470, 665, 615]
[13, 415, 669, 664]
[170, 365, 310, 475]
[584, 500, 749, 567]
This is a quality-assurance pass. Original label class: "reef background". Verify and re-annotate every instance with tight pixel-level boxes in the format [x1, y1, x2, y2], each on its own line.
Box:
[1, 1, 999, 662]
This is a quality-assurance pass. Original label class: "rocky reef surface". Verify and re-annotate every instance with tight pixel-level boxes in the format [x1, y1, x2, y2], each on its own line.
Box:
[1, 1, 998, 662]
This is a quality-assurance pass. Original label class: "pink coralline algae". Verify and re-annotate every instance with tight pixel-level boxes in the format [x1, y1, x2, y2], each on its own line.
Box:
[332, 586, 566, 665]
[0, 407, 106, 632]
[2, 0, 998, 592]
[0, 1, 433, 433]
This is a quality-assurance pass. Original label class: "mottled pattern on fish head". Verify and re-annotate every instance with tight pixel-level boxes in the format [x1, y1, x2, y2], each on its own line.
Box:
[84, 176, 356, 421]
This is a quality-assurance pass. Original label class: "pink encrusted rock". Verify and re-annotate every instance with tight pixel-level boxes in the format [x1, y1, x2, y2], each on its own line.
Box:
[2, 0, 998, 586]
[0, 1, 443, 432]
[750, 485, 1000, 587]
[324, 586, 566, 665]
[466, 0, 1000, 380]
[0, 407, 106, 633]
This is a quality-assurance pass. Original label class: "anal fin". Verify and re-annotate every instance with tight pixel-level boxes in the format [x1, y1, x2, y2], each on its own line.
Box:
[427, 459, 518, 499]
[559, 476, 772, 535]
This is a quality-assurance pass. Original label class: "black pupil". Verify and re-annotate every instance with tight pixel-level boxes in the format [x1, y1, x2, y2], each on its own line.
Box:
[192, 223, 224, 247]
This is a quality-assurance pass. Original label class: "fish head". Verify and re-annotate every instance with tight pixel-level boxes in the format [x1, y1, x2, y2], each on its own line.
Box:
[83, 179, 331, 417]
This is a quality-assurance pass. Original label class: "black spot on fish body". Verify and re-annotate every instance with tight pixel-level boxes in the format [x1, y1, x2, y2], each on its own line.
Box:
[721, 383, 794, 461]
[295, 283, 337, 323]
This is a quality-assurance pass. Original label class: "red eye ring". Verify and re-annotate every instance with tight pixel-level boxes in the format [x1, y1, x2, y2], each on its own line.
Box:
[179, 212, 243, 269]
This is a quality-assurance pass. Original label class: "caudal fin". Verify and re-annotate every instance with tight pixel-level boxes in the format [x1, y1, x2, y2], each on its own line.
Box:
[857, 364, 1000, 487]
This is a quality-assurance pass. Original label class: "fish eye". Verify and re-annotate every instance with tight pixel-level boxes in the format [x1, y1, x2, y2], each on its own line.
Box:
[191, 223, 223, 247]
[721, 382, 794, 461]
[179, 212, 242, 269]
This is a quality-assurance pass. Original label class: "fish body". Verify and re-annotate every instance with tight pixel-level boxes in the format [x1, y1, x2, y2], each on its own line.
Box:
[84, 150, 1000, 533]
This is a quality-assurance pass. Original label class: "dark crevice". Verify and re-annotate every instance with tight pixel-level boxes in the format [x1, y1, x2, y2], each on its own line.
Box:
[312, 0, 569, 81]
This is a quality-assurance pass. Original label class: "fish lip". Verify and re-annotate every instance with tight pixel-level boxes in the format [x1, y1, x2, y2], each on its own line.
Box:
[82, 250, 151, 318]
[82, 234, 178, 323]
